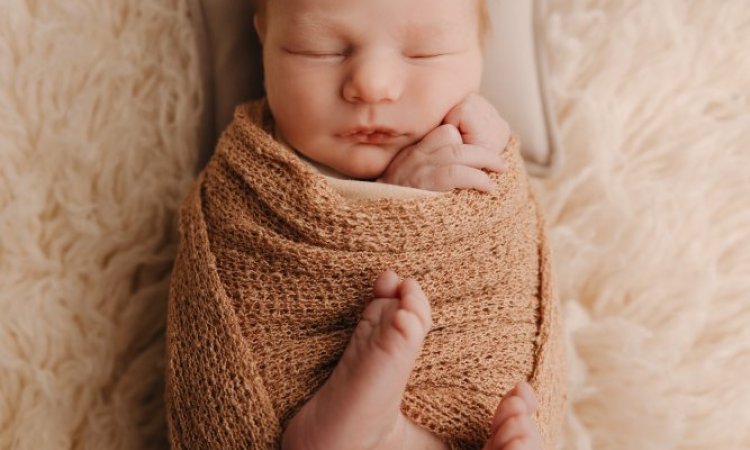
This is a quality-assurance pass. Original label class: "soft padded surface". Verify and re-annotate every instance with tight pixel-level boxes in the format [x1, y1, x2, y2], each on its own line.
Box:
[1, 1, 749, 449]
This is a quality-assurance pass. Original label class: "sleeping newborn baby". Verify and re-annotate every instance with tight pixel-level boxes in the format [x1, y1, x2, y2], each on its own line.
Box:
[164, 0, 567, 449]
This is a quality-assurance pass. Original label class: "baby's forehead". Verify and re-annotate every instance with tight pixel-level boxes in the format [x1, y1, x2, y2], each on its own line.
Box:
[276, 2, 474, 41]
[275, 0, 475, 29]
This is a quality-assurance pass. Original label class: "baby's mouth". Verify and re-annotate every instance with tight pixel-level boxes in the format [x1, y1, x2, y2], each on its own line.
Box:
[347, 131, 401, 144]
[340, 127, 404, 144]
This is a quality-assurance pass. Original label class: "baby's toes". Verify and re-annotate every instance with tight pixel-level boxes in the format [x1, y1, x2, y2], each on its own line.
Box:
[385, 307, 426, 353]
[490, 393, 527, 435]
[359, 297, 393, 331]
[397, 278, 433, 332]
[514, 381, 538, 415]
[374, 280, 431, 354]
[497, 435, 541, 450]
[354, 297, 397, 350]
[484, 415, 537, 450]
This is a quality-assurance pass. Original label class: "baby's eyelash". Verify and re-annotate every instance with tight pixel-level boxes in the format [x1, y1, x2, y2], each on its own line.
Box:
[284, 48, 451, 60]
[283, 48, 347, 58]
[407, 53, 447, 59]
[307, 53, 346, 58]
[406, 49, 461, 59]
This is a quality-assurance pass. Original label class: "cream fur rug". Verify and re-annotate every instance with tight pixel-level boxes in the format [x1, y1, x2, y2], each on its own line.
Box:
[1, 1, 749, 449]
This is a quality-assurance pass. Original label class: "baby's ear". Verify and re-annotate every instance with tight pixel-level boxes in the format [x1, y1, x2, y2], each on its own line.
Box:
[253, 14, 266, 45]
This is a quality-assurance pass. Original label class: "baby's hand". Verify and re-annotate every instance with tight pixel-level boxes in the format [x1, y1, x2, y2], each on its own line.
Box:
[377, 94, 510, 192]
[443, 93, 511, 156]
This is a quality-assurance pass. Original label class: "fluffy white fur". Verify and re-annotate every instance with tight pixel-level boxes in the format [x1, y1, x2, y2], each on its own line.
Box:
[1, 1, 748, 449]
[534, 1, 750, 449]
[0, 1, 201, 448]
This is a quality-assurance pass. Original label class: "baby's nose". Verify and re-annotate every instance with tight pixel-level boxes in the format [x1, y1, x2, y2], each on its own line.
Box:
[342, 55, 404, 104]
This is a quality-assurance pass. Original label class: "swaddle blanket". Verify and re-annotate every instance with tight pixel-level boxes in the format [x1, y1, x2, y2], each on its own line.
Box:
[165, 99, 567, 450]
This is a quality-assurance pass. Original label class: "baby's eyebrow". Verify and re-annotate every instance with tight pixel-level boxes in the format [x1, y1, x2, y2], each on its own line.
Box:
[289, 14, 456, 42]
[288, 14, 342, 36]
[401, 20, 454, 40]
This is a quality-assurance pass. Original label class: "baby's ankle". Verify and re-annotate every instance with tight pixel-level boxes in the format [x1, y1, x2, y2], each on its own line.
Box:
[401, 416, 450, 450]
[281, 407, 395, 450]
[280, 415, 308, 450]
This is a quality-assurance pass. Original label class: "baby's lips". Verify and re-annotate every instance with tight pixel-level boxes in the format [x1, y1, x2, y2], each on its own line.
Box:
[340, 125, 402, 137]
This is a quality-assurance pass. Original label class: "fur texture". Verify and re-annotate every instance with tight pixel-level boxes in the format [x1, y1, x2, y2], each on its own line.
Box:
[534, 1, 750, 449]
[1, 0, 749, 449]
[0, 1, 201, 448]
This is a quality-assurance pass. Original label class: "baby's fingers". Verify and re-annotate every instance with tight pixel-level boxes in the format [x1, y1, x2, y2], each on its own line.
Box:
[419, 123, 463, 148]
[431, 165, 496, 192]
[443, 93, 511, 151]
[439, 144, 506, 173]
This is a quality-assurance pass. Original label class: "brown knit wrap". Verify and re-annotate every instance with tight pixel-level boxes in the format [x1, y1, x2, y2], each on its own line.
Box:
[165, 100, 567, 450]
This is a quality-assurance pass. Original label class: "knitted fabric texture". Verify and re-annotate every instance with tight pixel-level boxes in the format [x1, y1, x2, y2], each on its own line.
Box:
[165, 99, 567, 450]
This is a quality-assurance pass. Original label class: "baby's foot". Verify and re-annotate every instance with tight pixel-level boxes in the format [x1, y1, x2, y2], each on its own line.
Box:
[283, 270, 432, 450]
[483, 381, 544, 450]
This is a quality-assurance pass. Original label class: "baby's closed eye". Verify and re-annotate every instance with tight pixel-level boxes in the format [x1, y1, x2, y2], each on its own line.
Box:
[284, 45, 348, 55]
[403, 47, 473, 60]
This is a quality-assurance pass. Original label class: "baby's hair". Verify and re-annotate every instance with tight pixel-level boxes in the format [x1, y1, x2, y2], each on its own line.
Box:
[253, 0, 491, 44]
[253, 0, 266, 18]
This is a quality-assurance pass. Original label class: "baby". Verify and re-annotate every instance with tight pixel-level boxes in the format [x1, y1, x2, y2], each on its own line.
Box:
[252, 0, 545, 449]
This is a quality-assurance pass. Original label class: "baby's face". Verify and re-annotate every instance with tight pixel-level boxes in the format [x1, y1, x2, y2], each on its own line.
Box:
[256, 0, 483, 179]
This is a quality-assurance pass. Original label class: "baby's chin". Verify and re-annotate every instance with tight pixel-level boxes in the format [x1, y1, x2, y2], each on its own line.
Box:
[326, 142, 405, 180]
[285, 137, 400, 180]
